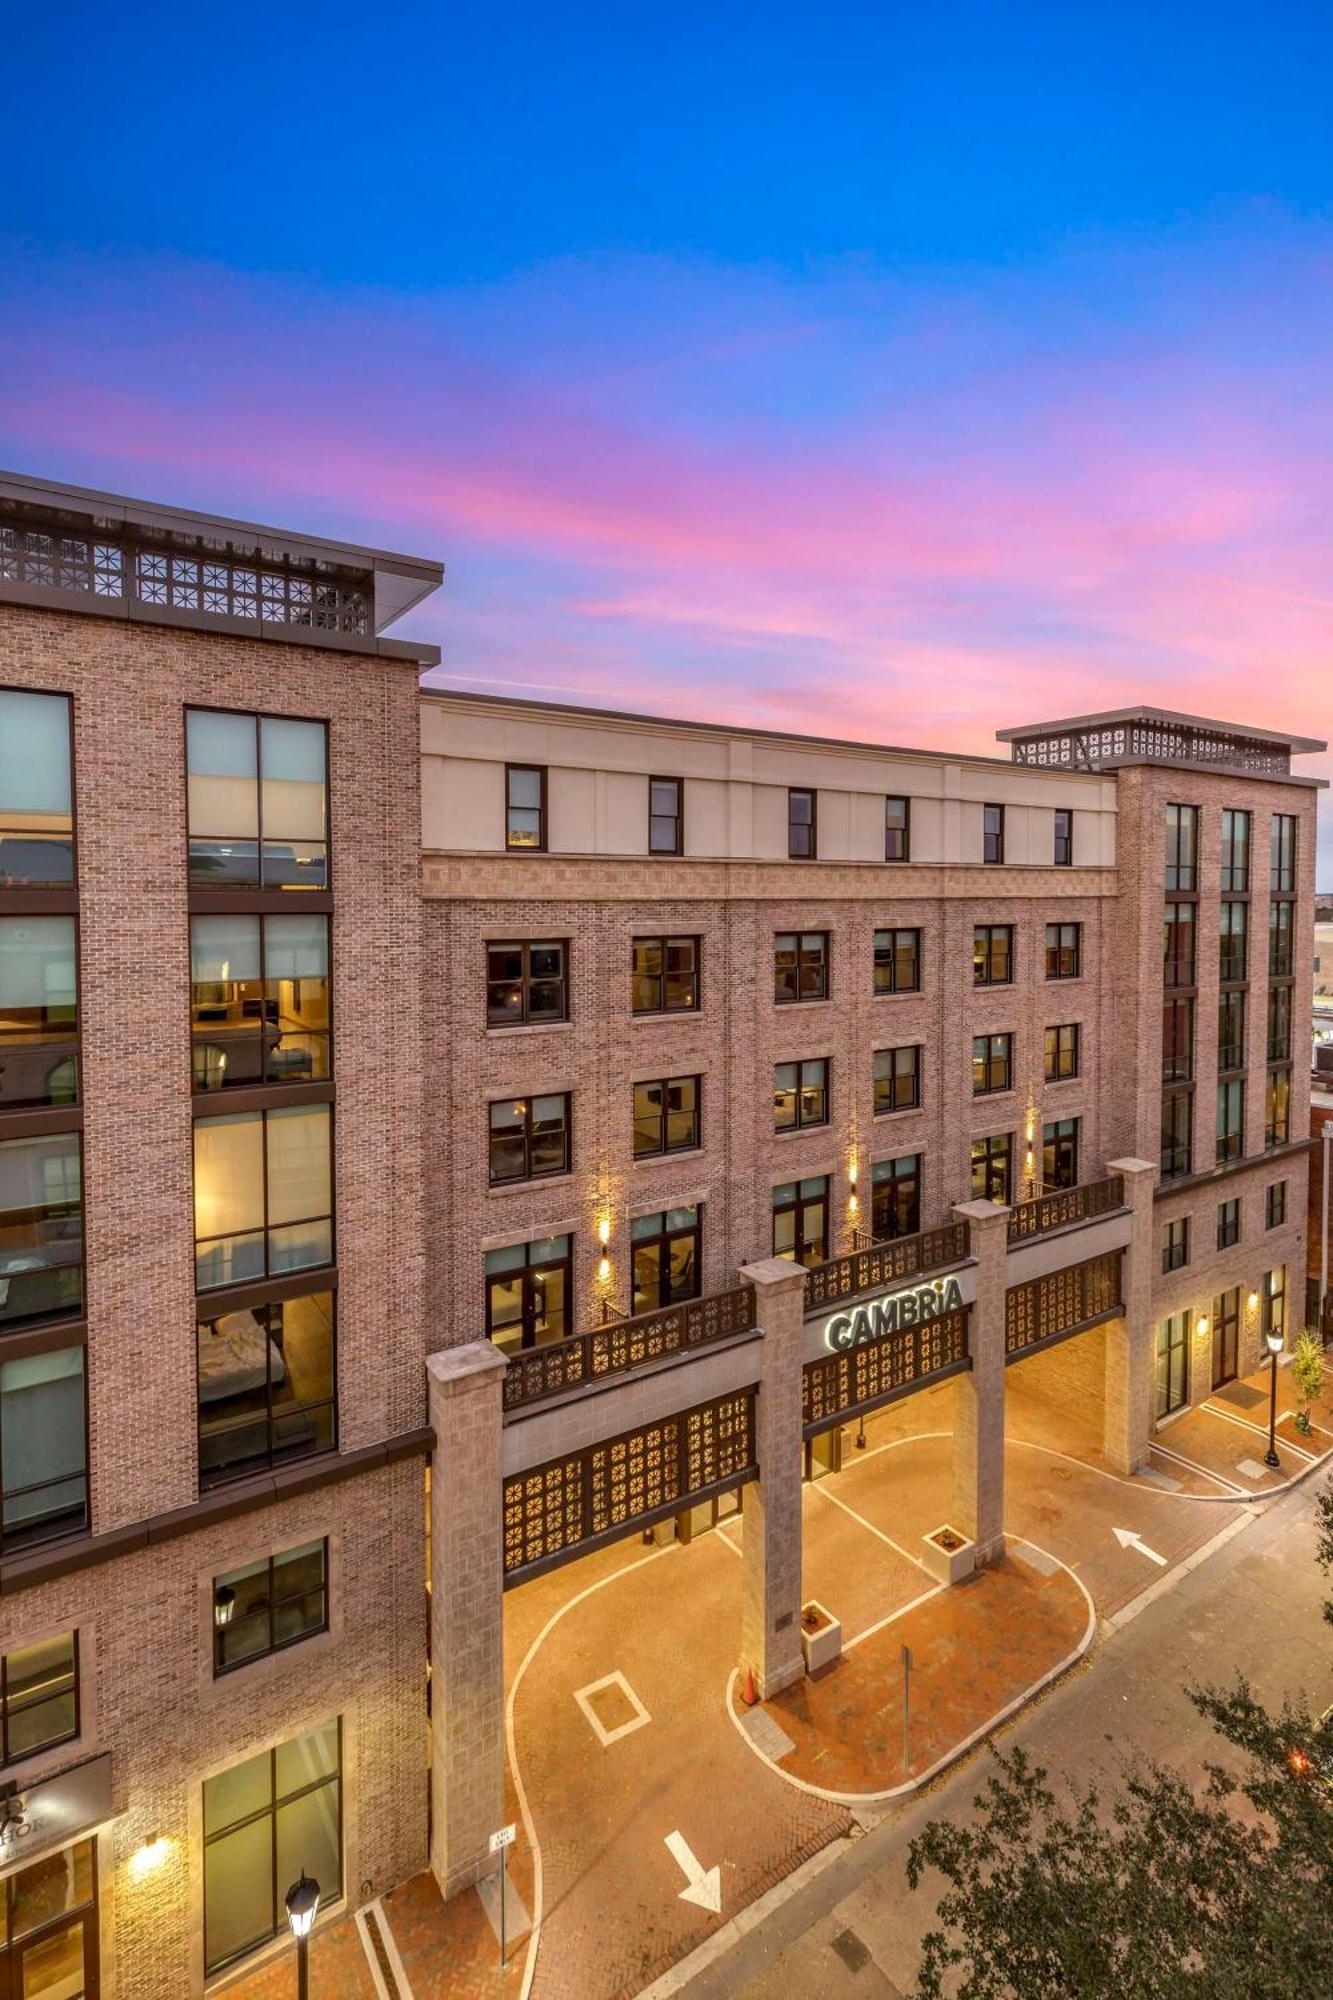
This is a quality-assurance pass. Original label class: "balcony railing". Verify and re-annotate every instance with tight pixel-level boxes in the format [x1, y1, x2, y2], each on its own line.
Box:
[502, 1283, 759, 1414]
[1006, 1174, 1125, 1246]
[802, 1220, 970, 1316]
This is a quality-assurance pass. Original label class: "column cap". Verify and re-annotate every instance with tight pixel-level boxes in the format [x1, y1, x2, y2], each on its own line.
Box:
[427, 1341, 509, 1391]
[741, 1255, 810, 1293]
[952, 1198, 1010, 1224]
[1107, 1156, 1156, 1178]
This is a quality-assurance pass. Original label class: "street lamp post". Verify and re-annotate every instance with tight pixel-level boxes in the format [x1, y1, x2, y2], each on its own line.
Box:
[1265, 1326, 1284, 1470]
[285, 1872, 320, 2000]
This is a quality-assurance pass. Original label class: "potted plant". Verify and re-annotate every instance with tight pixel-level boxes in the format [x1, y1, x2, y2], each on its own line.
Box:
[1291, 1330, 1325, 1439]
[799, 1599, 842, 1674]
[922, 1523, 976, 1585]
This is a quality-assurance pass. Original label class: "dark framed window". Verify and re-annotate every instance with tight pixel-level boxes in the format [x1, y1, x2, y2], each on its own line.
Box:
[874, 928, 921, 994]
[772, 1175, 828, 1267]
[190, 914, 330, 1090]
[203, 1720, 342, 1975]
[1161, 1218, 1189, 1274]
[971, 1133, 1011, 1204]
[1045, 922, 1081, 980]
[1270, 814, 1297, 893]
[1053, 808, 1073, 867]
[485, 1235, 571, 1352]
[193, 1104, 332, 1290]
[0, 1629, 78, 1764]
[488, 1093, 571, 1184]
[213, 1541, 328, 1675]
[787, 788, 816, 860]
[1268, 901, 1293, 978]
[0, 916, 78, 1109]
[973, 925, 1013, 987]
[1165, 804, 1198, 892]
[1163, 904, 1196, 988]
[1042, 1117, 1079, 1191]
[1220, 809, 1250, 893]
[775, 932, 828, 1004]
[0, 1131, 83, 1327]
[871, 1154, 921, 1241]
[1262, 1265, 1287, 1343]
[505, 764, 547, 851]
[1212, 1285, 1240, 1387]
[1217, 991, 1246, 1074]
[874, 1045, 921, 1114]
[0, 688, 75, 888]
[632, 1075, 701, 1158]
[486, 940, 568, 1028]
[1219, 902, 1248, 984]
[983, 803, 1005, 865]
[648, 777, 683, 856]
[1266, 1181, 1288, 1229]
[632, 936, 699, 1014]
[972, 1033, 1012, 1096]
[1267, 984, 1292, 1063]
[186, 709, 327, 891]
[0, 1344, 87, 1553]
[1161, 998, 1193, 1082]
[1216, 1198, 1241, 1250]
[198, 1290, 335, 1485]
[1156, 1311, 1189, 1418]
[1045, 1022, 1080, 1082]
[774, 1059, 828, 1132]
[632, 1206, 701, 1314]
[1265, 1067, 1291, 1148]
[1216, 1079, 1244, 1164]
[1160, 1090, 1192, 1180]
[884, 796, 910, 862]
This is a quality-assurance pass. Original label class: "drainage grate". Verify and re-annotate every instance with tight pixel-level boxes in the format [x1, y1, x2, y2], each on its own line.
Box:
[830, 1927, 872, 1973]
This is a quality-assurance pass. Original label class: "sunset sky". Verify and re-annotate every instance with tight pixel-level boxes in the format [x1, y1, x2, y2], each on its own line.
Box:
[4, 3, 1331, 870]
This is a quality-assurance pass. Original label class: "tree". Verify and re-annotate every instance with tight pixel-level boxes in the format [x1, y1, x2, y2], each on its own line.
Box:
[905, 1485, 1333, 1997]
[1290, 1331, 1325, 1439]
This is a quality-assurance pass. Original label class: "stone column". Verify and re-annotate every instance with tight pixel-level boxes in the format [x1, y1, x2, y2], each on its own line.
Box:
[428, 1342, 508, 1899]
[1104, 1158, 1157, 1474]
[951, 1200, 1009, 1566]
[739, 1257, 808, 1696]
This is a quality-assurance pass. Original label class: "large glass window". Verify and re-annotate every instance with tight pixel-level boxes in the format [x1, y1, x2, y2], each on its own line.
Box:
[0, 1345, 87, 1552]
[648, 777, 683, 856]
[1216, 1080, 1244, 1164]
[632, 936, 699, 1014]
[632, 1207, 701, 1314]
[1155, 1312, 1189, 1419]
[1267, 983, 1292, 1063]
[871, 1154, 921, 1241]
[973, 925, 1013, 987]
[485, 1236, 571, 1352]
[1161, 998, 1193, 1082]
[0, 1835, 97, 1993]
[632, 1075, 701, 1157]
[486, 939, 568, 1028]
[1163, 904, 1195, 988]
[972, 1034, 1012, 1096]
[970, 1133, 1011, 1204]
[1217, 991, 1246, 1074]
[1160, 1091, 1192, 1180]
[1262, 1265, 1287, 1344]
[1266, 1181, 1288, 1229]
[774, 1059, 828, 1132]
[186, 710, 327, 890]
[787, 788, 816, 859]
[0, 689, 73, 888]
[198, 1290, 335, 1484]
[1269, 900, 1293, 977]
[1219, 902, 1248, 983]
[203, 1721, 341, 1975]
[1045, 1022, 1080, 1082]
[488, 1093, 571, 1184]
[873, 928, 921, 994]
[1266, 1067, 1291, 1147]
[1270, 814, 1297, 893]
[1045, 923, 1081, 980]
[774, 932, 828, 1004]
[1042, 1117, 1080, 1191]
[874, 1044, 921, 1114]
[884, 796, 910, 862]
[0, 1629, 78, 1764]
[193, 1105, 331, 1289]
[0, 1133, 83, 1326]
[1216, 1198, 1240, 1250]
[1165, 804, 1198, 891]
[772, 1176, 828, 1266]
[0, 917, 78, 1109]
[1161, 1218, 1189, 1274]
[504, 765, 546, 851]
[1220, 809, 1250, 892]
[190, 915, 329, 1090]
[1053, 808, 1073, 867]
[213, 1541, 328, 1675]
[982, 803, 1005, 864]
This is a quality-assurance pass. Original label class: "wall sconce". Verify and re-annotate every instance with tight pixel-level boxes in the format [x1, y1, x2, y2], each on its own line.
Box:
[1196, 1313, 1210, 1338]
[597, 1213, 611, 1282]
[1248, 1289, 1260, 1310]
[129, 1832, 169, 1879]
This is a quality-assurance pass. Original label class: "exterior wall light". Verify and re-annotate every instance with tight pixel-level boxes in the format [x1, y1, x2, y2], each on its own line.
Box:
[286, 1871, 321, 1999]
[1196, 1313, 1210, 1338]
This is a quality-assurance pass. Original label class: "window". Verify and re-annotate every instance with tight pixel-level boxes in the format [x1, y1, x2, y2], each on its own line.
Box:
[774, 1059, 828, 1132]
[1216, 1080, 1244, 1164]
[1270, 814, 1297, 893]
[485, 1235, 571, 1352]
[1266, 1181, 1288, 1229]
[871, 1154, 921, 1241]
[203, 1720, 341, 1975]
[1268, 901, 1293, 977]
[632, 1207, 701, 1314]
[884, 796, 910, 862]
[0, 1132, 83, 1326]
[198, 1291, 335, 1484]
[874, 1045, 921, 1114]
[772, 1176, 828, 1267]
[1155, 1312, 1189, 1419]
[0, 1345, 87, 1552]
[1262, 1265, 1287, 1344]
[1161, 1218, 1189, 1274]
[1161, 998, 1193, 1082]
[194, 1104, 332, 1288]
[1042, 1117, 1079, 1191]
[0, 917, 78, 1109]
[0, 689, 74, 888]
[1265, 1067, 1291, 1148]
[214, 1541, 328, 1675]
[982, 803, 1005, 864]
[505, 765, 546, 851]
[1160, 1091, 1192, 1180]
[1045, 1022, 1080, 1082]
[488, 1094, 571, 1185]
[0, 1630, 78, 1765]
[632, 936, 699, 1014]
[1267, 984, 1292, 1063]
[1217, 991, 1246, 1074]
[1045, 923, 1081, 980]
[1220, 809, 1250, 892]
[186, 710, 327, 890]
[774, 932, 828, 1004]
[190, 915, 330, 1090]
[1165, 804, 1198, 892]
[787, 788, 816, 859]
[970, 1133, 1011, 1204]
[972, 1033, 1012, 1096]
[1212, 1286, 1240, 1387]
[486, 940, 568, 1028]
[1216, 1198, 1241, 1250]
[973, 925, 1013, 987]
[1219, 902, 1248, 983]
[632, 1075, 701, 1157]
[1163, 904, 1196, 988]
[648, 777, 683, 856]
[1053, 808, 1073, 867]
[874, 928, 921, 995]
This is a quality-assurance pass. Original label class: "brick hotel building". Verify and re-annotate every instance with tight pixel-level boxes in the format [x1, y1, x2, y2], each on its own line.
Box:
[0, 472, 1322, 1995]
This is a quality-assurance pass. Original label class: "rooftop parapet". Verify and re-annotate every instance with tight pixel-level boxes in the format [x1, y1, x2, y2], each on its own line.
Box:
[997, 705, 1325, 779]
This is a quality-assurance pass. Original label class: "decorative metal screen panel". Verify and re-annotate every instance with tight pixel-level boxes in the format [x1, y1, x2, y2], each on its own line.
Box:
[502, 1284, 757, 1412]
[803, 1308, 968, 1432]
[1006, 1175, 1124, 1244]
[1005, 1251, 1123, 1358]
[803, 1221, 970, 1317]
[1009, 722, 1288, 777]
[502, 1389, 756, 1581]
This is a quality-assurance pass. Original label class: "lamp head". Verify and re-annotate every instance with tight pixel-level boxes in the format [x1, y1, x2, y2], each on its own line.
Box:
[213, 1586, 235, 1628]
[285, 1871, 320, 1939]
[1266, 1328, 1284, 1356]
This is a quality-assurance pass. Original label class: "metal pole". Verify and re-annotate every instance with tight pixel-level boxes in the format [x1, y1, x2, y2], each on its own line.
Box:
[500, 1844, 507, 1966]
[901, 1644, 911, 1771]
[1321, 1128, 1330, 1332]
[297, 1935, 309, 2000]
[1266, 1347, 1281, 1469]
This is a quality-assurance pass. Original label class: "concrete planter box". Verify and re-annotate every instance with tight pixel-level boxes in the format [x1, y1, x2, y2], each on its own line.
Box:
[799, 1599, 842, 1675]
[922, 1524, 976, 1586]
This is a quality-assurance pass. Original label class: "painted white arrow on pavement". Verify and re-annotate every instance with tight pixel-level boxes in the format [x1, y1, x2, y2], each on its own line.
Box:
[1113, 1526, 1168, 1567]
[664, 1829, 722, 1912]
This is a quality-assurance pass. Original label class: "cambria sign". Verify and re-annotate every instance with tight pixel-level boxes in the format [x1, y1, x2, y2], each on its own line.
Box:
[819, 1275, 966, 1353]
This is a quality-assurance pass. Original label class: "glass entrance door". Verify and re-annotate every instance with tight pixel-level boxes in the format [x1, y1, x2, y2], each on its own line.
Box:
[1155, 1311, 1189, 1419]
[1212, 1287, 1240, 1389]
[0, 1838, 98, 2000]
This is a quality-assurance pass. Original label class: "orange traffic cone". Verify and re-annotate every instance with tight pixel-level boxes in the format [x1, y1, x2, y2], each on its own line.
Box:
[742, 1665, 758, 1706]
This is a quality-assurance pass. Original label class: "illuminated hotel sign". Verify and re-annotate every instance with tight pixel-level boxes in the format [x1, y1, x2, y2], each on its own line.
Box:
[820, 1276, 965, 1353]
[0, 1755, 112, 1873]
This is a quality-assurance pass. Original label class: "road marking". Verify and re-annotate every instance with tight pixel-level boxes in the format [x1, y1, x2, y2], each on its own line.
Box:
[1201, 1401, 1316, 1460]
[573, 1669, 651, 1746]
[808, 1477, 927, 1571]
[1150, 1442, 1250, 1497]
[1113, 1526, 1167, 1567]
[354, 1899, 415, 2000]
[665, 1829, 722, 1912]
